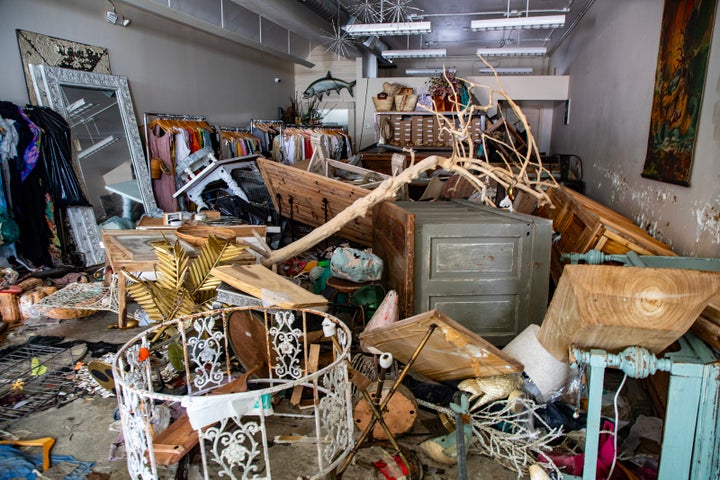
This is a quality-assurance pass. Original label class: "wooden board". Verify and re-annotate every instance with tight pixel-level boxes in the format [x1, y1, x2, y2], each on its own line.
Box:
[211, 264, 327, 309]
[358, 309, 523, 381]
[153, 368, 259, 465]
[257, 157, 374, 246]
[537, 264, 720, 361]
[137, 215, 267, 238]
[372, 201, 415, 319]
[534, 186, 676, 283]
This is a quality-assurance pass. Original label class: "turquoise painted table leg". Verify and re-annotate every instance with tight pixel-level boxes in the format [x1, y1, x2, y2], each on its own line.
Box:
[658, 362, 703, 479]
[582, 350, 607, 480]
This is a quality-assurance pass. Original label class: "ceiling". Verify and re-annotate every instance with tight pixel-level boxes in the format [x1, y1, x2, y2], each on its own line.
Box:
[118, 0, 596, 71]
[299, 0, 596, 60]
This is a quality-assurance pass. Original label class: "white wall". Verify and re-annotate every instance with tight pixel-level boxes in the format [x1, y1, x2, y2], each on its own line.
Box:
[1, 0, 295, 126]
[549, 0, 720, 257]
[353, 73, 568, 150]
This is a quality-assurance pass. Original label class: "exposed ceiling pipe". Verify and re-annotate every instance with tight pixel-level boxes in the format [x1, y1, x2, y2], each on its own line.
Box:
[296, 0, 393, 62]
[296, 0, 352, 25]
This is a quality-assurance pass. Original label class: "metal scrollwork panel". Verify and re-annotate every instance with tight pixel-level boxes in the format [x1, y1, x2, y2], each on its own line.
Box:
[317, 362, 353, 466]
[187, 313, 226, 391]
[268, 310, 303, 380]
[201, 416, 268, 480]
[115, 386, 156, 480]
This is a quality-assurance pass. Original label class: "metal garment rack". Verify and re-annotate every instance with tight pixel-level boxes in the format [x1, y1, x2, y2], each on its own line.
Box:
[142, 112, 208, 168]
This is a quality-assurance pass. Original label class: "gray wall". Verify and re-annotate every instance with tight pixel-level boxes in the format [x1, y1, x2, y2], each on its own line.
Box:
[1, 0, 295, 126]
[549, 1, 720, 257]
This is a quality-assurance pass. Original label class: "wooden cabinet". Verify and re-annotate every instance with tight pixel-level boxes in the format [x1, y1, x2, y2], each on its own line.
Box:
[534, 186, 676, 283]
[376, 111, 485, 150]
[373, 200, 552, 346]
[359, 145, 448, 175]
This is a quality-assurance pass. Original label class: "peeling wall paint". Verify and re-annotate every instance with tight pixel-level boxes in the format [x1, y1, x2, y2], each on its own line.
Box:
[549, 1, 720, 257]
[593, 164, 674, 249]
[692, 196, 720, 246]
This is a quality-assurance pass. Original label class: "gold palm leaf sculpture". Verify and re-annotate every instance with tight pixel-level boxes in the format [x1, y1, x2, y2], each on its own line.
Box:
[123, 235, 246, 323]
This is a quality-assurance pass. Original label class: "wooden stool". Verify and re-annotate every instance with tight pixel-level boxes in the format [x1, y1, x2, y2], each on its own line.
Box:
[325, 276, 370, 329]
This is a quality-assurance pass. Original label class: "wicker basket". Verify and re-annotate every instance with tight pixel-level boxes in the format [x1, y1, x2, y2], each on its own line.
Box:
[175, 224, 237, 246]
[394, 94, 418, 112]
[44, 307, 97, 320]
[373, 96, 395, 112]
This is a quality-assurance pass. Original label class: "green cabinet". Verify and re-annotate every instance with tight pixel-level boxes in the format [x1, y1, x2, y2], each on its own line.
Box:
[373, 200, 552, 345]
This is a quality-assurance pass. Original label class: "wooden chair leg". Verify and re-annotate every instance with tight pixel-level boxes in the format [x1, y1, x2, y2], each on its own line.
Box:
[0, 437, 56, 471]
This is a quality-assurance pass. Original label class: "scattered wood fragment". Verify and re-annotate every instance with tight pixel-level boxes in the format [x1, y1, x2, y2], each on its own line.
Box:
[359, 309, 523, 381]
[211, 264, 327, 309]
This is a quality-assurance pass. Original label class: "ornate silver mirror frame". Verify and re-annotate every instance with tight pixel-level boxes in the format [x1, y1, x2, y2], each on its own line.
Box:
[28, 64, 161, 218]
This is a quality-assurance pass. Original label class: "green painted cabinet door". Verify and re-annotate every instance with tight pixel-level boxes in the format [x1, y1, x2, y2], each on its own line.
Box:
[374, 200, 551, 346]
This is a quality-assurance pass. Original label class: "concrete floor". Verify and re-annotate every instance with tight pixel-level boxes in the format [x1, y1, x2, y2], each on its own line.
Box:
[1, 310, 523, 480]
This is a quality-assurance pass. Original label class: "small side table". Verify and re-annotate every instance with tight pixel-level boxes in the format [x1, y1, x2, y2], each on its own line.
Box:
[325, 276, 373, 330]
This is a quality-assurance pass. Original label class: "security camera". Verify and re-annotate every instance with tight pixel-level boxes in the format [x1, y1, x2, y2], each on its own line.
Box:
[274, 77, 281, 83]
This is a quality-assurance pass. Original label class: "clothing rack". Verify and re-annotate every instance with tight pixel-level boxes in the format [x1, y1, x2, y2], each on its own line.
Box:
[215, 125, 262, 159]
[143, 112, 208, 166]
[216, 125, 250, 132]
[274, 125, 351, 164]
[250, 120, 284, 157]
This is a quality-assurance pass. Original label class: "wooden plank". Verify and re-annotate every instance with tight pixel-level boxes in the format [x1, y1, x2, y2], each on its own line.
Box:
[227, 309, 276, 378]
[358, 309, 523, 381]
[702, 294, 720, 325]
[290, 344, 321, 406]
[136, 215, 267, 239]
[153, 368, 259, 465]
[537, 264, 720, 361]
[257, 157, 374, 246]
[690, 315, 720, 351]
[211, 264, 327, 309]
[372, 201, 415, 319]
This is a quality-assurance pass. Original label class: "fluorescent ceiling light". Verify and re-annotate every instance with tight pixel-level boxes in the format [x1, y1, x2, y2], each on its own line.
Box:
[478, 67, 533, 74]
[406, 68, 457, 76]
[477, 47, 547, 56]
[343, 21, 432, 36]
[471, 15, 565, 31]
[383, 49, 447, 59]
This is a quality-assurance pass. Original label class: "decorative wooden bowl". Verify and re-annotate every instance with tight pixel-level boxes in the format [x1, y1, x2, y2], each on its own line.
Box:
[175, 225, 237, 246]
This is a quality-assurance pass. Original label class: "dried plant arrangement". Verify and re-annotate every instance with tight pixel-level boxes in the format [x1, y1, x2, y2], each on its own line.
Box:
[417, 396, 564, 477]
[123, 235, 246, 323]
[262, 61, 558, 267]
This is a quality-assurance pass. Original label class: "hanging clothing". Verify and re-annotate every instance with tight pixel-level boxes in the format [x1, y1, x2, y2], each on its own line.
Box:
[0, 101, 54, 267]
[148, 125, 177, 212]
[146, 116, 214, 212]
[26, 106, 88, 208]
[272, 126, 351, 164]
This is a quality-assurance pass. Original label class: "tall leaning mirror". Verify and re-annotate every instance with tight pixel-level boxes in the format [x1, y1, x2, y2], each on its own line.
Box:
[29, 64, 160, 222]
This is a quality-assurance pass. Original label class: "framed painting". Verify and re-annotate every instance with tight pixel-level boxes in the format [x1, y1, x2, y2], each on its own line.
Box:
[641, 0, 717, 186]
[16, 30, 111, 105]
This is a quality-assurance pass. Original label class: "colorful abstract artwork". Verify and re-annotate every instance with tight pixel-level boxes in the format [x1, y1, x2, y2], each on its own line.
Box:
[642, 0, 717, 186]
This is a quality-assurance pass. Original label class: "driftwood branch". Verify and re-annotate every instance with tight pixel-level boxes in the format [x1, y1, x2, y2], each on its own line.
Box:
[262, 154, 447, 266]
[262, 62, 558, 267]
